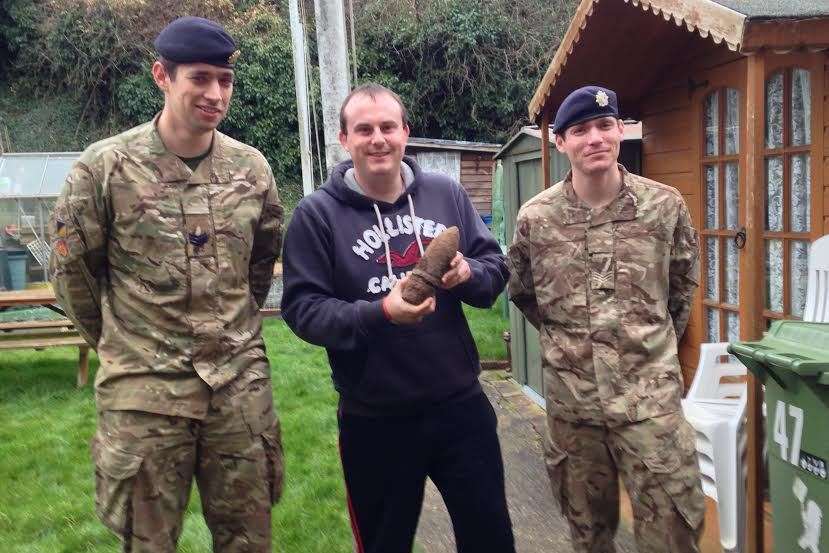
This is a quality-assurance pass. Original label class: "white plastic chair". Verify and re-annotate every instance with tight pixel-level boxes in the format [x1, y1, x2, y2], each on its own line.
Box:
[681, 342, 748, 553]
[803, 234, 829, 323]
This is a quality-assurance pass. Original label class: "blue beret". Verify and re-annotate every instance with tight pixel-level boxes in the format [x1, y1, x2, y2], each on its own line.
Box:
[553, 85, 619, 134]
[154, 16, 239, 68]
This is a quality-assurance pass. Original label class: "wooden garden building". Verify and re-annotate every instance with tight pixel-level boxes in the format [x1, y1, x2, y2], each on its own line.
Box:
[405, 137, 500, 217]
[525, 1, 829, 551]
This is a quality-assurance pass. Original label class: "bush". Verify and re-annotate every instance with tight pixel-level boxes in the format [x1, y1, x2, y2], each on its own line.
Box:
[355, 0, 576, 142]
[3, 0, 236, 121]
[221, 8, 304, 203]
[3, 1, 306, 200]
[1, 0, 577, 193]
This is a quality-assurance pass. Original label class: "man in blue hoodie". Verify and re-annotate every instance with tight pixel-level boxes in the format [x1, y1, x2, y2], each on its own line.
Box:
[281, 83, 515, 553]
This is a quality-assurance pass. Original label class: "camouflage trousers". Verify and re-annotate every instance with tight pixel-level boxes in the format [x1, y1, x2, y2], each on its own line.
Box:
[90, 378, 284, 553]
[544, 411, 705, 553]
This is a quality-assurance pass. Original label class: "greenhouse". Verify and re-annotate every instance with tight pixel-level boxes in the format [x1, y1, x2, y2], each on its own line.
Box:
[0, 152, 80, 290]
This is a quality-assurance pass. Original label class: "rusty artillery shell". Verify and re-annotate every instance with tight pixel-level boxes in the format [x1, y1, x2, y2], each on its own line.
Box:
[401, 226, 459, 304]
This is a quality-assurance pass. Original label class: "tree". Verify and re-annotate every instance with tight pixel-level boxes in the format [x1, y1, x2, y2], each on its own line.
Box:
[354, 0, 577, 142]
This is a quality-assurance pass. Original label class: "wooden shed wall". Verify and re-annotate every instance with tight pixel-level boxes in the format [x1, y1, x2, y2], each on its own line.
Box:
[824, 56, 829, 234]
[638, 49, 744, 386]
[461, 152, 494, 215]
[407, 146, 495, 215]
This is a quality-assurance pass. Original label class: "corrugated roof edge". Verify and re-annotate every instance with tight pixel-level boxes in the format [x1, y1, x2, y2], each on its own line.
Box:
[711, 0, 829, 20]
[0, 152, 82, 157]
[407, 137, 502, 153]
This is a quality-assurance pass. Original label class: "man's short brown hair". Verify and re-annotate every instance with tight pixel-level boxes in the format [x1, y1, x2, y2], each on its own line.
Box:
[159, 58, 180, 80]
[339, 83, 410, 134]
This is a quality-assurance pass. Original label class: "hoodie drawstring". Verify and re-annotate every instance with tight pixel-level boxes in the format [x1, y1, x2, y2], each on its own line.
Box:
[408, 194, 425, 257]
[372, 194, 424, 283]
[373, 202, 394, 282]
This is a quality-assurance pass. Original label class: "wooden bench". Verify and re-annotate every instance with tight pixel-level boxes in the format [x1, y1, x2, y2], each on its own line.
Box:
[0, 319, 75, 331]
[0, 319, 91, 387]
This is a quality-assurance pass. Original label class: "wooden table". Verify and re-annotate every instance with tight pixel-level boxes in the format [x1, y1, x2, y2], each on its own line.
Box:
[0, 268, 285, 385]
[0, 287, 64, 307]
[0, 288, 90, 387]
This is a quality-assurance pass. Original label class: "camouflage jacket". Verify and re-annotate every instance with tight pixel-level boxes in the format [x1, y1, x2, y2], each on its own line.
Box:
[508, 166, 699, 425]
[48, 116, 284, 418]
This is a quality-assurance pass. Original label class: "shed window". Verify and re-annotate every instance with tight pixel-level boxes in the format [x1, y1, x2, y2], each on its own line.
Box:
[700, 88, 741, 341]
[762, 68, 812, 323]
[415, 151, 461, 183]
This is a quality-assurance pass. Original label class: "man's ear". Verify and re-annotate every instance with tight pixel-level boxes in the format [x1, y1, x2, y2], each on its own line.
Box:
[554, 133, 566, 153]
[151, 61, 169, 93]
[338, 130, 348, 150]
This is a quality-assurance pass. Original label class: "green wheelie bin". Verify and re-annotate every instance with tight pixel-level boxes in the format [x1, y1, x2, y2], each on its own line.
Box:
[729, 320, 829, 553]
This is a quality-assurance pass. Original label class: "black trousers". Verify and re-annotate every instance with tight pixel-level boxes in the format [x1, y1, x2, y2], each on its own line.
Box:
[337, 391, 515, 553]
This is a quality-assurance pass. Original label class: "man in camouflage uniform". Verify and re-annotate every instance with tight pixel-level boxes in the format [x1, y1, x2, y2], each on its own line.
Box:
[48, 17, 284, 553]
[508, 85, 705, 552]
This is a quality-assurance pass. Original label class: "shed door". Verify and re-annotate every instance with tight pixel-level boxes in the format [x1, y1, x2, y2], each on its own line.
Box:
[760, 62, 819, 326]
[697, 56, 822, 349]
[515, 159, 543, 397]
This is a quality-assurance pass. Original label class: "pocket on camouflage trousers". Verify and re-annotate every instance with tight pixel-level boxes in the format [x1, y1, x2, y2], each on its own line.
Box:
[261, 421, 284, 504]
[240, 378, 276, 437]
[636, 419, 705, 531]
[91, 436, 144, 536]
[543, 433, 569, 509]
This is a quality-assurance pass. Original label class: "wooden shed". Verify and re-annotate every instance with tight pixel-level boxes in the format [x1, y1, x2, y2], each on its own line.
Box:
[405, 137, 501, 216]
[526, 1, 829, 551]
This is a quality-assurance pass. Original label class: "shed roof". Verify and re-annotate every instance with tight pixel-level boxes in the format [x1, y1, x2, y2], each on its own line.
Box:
[407, 137, 502, 153]
[711, 0, 829, 20]
[0, 153, 80, 198]
[528, 0, 829, 121]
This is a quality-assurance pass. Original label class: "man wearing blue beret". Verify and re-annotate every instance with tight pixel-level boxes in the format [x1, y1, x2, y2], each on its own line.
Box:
[49, 16, 284, 553]
[508, 85, 705, 552]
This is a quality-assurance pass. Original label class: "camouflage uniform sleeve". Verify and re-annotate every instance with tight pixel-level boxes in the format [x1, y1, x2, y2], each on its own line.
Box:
[668, 200, 700, 340]
[249, 163, 284, 308]
[507, 214, 541, 330]
[48, 161, 108, 348]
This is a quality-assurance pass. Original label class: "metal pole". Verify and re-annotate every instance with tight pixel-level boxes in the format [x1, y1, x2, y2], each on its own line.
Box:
[289, 0, 315, 196]
[314, 0, 351, 174]
[348, 0, 358, 83]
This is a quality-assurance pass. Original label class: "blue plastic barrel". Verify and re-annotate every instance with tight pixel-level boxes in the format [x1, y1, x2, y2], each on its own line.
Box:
[7, 250, 28, 290]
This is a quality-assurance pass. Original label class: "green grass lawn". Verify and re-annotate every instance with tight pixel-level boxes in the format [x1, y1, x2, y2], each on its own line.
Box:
[0, 302, 508, 552]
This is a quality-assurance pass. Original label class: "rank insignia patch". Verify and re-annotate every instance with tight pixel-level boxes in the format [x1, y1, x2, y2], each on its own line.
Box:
[188, 226, 209, 249]
[54, 239, 69, 257]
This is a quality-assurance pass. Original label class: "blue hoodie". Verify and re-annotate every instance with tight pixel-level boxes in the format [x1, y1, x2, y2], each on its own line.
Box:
[280, 156, 508, 414]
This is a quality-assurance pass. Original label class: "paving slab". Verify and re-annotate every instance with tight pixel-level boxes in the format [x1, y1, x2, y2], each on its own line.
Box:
[415, 372, 638, 553]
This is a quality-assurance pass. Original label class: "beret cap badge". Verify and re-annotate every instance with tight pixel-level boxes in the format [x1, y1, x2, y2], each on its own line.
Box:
[552, 85, 619, 133]
[228, 50, 241, 65]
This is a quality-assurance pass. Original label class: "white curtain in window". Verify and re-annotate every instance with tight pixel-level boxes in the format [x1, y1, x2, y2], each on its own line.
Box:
[416, 151, 461, 182]
[791, 68, 811, 146]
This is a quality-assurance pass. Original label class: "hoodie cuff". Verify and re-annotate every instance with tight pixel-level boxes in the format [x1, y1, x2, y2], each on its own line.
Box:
[357, 299, 389, 334]
[453, 257, 485, 295]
